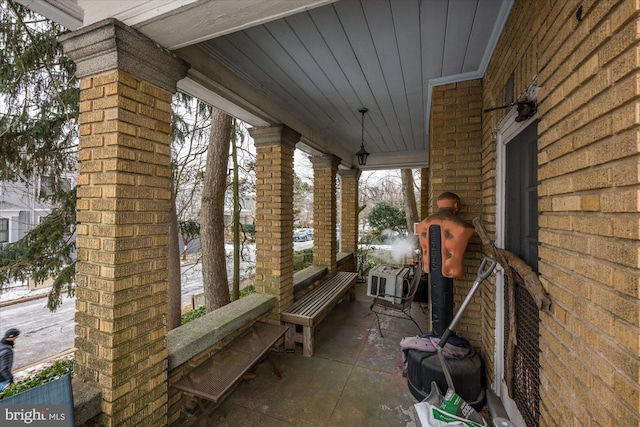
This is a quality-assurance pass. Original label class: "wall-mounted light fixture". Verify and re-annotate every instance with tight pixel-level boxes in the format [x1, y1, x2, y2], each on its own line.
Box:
[484, 96, 537, 122]
[514, 99, 537, 122]
[356, 108, 370, 166]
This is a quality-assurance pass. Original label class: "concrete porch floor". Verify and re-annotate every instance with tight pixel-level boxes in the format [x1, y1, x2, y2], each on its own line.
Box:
[180, 281, 432, 427]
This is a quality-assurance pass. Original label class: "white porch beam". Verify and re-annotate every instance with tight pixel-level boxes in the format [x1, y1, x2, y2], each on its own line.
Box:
[175, 44, 355, 169]
[358, 150, 430, 171]
[78, 0, 337, 50]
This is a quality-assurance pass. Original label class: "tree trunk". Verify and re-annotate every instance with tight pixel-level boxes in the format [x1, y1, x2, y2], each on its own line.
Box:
[167, 178, 182, 330]
[201, 108, 232, 312]
[231, 121, 240, 301]
[472, 217, 551, 311]
[401, 169, 419, 250]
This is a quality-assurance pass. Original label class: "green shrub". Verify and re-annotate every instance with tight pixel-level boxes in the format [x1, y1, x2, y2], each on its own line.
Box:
[0, 359, 74, 400]
[181, 305, 206, 324]
[293, 248, 313, 272]
[239, 284, 255, 298]
[241, 223, 256, 236]
[0, 243, 27, 268]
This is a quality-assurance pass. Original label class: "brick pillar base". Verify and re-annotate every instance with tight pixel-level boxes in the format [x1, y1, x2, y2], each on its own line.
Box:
[250, 125, 299, 320]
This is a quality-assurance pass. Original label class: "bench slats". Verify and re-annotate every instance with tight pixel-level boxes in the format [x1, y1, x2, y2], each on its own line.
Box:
[171, 321, 287, 412]
[281, 272, 357, 326]
[281, 271, 358, 357]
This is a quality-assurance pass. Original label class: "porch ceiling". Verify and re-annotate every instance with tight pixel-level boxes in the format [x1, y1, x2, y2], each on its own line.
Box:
[21, 0, 513, 170]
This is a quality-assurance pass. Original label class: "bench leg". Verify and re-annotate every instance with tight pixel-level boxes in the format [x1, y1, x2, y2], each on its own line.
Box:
[185, 394, 214, 426]
[349, 285, 356, 301]
[266, 352, 283, 379]
[284, 323, 295, 350]
[302, 326, 314, 357]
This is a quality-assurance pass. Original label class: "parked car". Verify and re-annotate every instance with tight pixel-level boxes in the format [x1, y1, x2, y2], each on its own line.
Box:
[294, 228, 313, 242]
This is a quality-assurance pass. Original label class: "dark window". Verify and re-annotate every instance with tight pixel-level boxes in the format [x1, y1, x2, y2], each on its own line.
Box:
[371, 276, 378, 295]
[0, 218, 8, 243]
[39, 176, 54, 197]
[505, 121, 539, 271]
[379, 277, 386, 296]
[39, 176, 71, 198]
[504, 120, 540, 427]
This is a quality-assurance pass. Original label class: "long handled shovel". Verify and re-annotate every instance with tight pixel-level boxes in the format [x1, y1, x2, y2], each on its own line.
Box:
[436, 256, 497, 392]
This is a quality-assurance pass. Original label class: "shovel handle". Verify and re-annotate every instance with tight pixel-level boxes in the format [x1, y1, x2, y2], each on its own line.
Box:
[437, 257, 497, 349]
[476, 257, 497, 282]
[439, 328, 454, 349]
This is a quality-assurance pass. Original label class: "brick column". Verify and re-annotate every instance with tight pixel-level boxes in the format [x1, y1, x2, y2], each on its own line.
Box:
[429, 79, 483, 349]
[338, 169, 360, 265]
[249, 125, 299, 319]
[310, 155, 340, 274]
[60, 20, 188, 426]
[420, 167, 429, 220]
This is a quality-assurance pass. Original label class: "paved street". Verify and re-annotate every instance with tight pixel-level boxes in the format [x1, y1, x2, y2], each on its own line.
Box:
[0, 295, 76, 370]
[0, 262, 211, 372]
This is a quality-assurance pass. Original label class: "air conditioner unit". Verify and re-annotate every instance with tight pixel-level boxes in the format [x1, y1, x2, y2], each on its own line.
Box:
[367, 265, 411, 304]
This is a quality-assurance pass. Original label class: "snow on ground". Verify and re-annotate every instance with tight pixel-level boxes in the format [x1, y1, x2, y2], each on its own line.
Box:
[0, 281, 51, 303]
[0, 244, 257, 305]
[13, 353, 74, 382]
[1, 240, 414, 305]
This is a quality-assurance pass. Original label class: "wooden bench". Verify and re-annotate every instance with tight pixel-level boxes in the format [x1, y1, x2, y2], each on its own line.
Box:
[171, 321, 287, 424]
[281, 271, 358, 357]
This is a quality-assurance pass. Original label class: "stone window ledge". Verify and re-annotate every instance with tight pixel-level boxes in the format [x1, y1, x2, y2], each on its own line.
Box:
[337, 251, 353, 267]
[292, 252, 355, 296]
[293, 266, 328, 294]
[71, 378, 102, 426]
[167, 293, 276, 370]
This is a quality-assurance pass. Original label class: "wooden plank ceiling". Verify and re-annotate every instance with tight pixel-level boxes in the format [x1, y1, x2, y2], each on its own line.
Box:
[198, 0, 511, 168]
[19, 0, 512, 169]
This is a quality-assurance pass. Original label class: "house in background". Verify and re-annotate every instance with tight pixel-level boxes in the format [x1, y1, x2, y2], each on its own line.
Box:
[0, 177, 63, 244]
[1, 176, 75, 290]
[223, 192, 256, 228]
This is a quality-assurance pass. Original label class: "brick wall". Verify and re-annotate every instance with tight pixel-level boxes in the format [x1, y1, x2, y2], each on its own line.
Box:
[484, 0, 640, 424]
[75, 69, 173, 426]
[420, 168, 429, 221]
[339, 169, 360, 260]
[311, 155, 340, 274]
[429, 79, 484, 350]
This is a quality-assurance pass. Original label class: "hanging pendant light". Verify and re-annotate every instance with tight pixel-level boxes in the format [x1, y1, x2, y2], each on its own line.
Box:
[356, 108, 370, 166]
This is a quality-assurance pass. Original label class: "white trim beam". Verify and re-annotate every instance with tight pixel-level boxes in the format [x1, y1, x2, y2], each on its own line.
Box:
[176, 44, 355, 169]
[79, 0, 338, 50]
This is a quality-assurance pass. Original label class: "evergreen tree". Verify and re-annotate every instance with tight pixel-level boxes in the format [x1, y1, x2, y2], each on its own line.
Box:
[367, 201, 407, 233]
[0, 0, 78, 188]
[0, 0, 78, 310]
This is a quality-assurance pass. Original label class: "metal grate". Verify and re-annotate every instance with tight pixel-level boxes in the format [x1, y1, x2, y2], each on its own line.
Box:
[505, 282, 540, 427]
